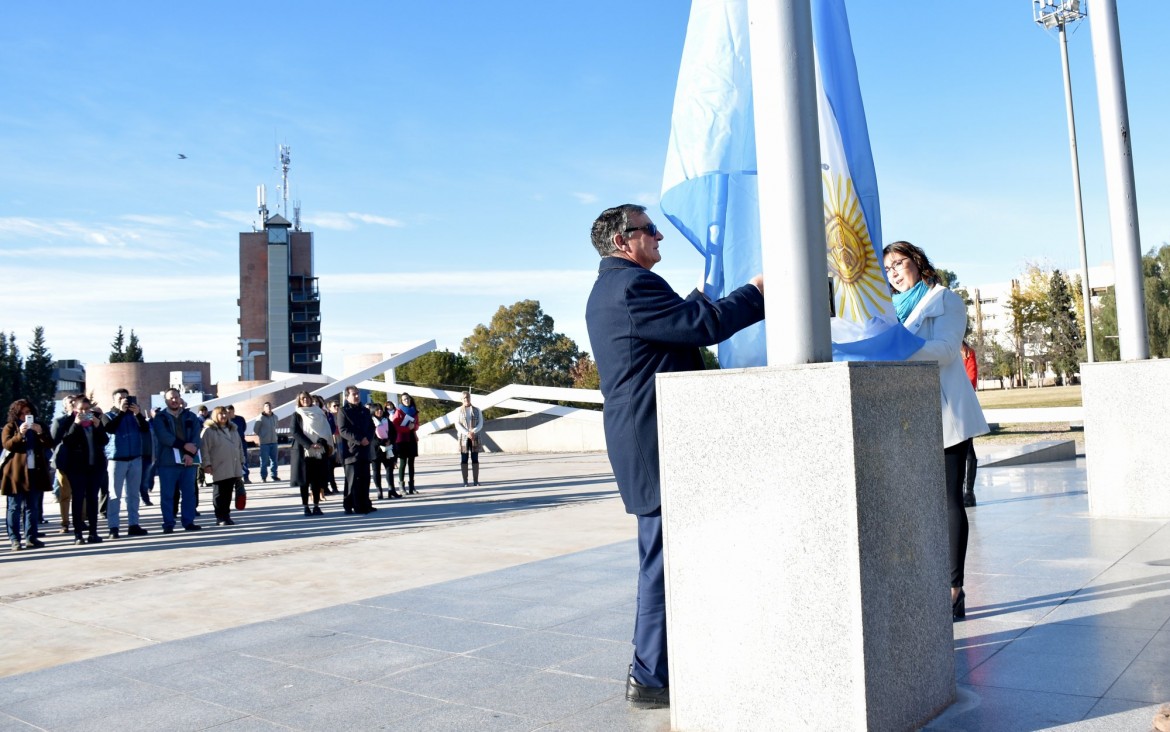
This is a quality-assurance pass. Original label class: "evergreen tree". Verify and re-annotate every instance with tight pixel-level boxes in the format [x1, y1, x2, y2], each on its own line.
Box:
[23, 327, 56, 421]
[1046, 270, 1082, 383]
[110, 326, 126, 363]
[125, 330, 145, 362]
[0, 332, 22, 408]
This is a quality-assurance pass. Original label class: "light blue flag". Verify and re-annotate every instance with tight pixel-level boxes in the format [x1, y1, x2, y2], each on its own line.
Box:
[660, 0, 923, 367]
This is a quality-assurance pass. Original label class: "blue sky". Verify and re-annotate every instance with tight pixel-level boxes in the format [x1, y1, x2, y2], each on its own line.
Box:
[2, 2, 1166, 383]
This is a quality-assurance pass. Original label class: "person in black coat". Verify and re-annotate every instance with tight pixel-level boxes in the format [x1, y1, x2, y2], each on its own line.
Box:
[585, 204, 764, 708]
[336, 385, 376, 515]
[52, 396, 111, 545]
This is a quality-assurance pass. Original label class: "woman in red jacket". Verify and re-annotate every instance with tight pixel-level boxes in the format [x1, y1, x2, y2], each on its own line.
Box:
[392, 393, 420, 495]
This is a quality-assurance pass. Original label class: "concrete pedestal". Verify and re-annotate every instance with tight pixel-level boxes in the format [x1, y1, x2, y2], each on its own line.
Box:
[657, 362, 954, 731]
[1083, 360, 1170, 518]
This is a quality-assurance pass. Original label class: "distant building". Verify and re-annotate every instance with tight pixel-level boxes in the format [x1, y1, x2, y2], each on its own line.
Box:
[85, 361, 212, 411]
[968, 263, 1114, 353]
[237, 213, 322, 380]
[51, 359, 86, 400]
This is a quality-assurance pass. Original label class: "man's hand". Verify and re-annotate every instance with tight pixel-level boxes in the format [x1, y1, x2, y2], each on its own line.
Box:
[183, 443, 197, 455]
[750, 274, 764, 295]
[182, 455, 194, 467]
[360, 438, 370, 446]
[128, 403, 140, 416]
[29, 423, 42, 434]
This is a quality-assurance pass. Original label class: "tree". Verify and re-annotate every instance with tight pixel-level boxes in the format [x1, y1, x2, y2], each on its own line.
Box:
[23, 327, 55, 421]
[1091, 243, 1170, 362]
[569, 353, 600, 390]
[110, 326, 127, 363]
[1007, 266, 1051, 386]
[700, 347, 720, 370]
[125, 330, 145, 362]
[0, 332, 22, 409]
[461, 300, 584, 391]
[395, 350, 475, 423]
[1045, 270, 1082, 384]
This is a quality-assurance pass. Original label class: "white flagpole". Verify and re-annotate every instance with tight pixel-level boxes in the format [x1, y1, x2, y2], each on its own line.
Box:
[748, 0, 832, 366]
[1088, 0, 1148, 360]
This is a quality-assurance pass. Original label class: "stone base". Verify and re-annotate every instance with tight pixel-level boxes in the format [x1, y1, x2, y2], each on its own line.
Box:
[1083, 360, 1170, 518]
[657, 362, 954, 731]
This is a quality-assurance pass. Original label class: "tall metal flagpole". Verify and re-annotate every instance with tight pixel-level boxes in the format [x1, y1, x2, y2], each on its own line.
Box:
[1056, 21, 1095, 363]
[1034, 1, 1095, 362]
[747, 0, 831, 366]
[1087, 0, 1148, 360]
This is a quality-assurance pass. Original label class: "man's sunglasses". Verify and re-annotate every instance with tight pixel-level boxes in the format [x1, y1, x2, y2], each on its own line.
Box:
[623, 224, 659, 237]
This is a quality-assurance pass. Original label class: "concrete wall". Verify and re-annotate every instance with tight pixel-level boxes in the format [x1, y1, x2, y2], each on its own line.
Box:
[85, 361, 212, 411]
[418, 411, 606, 455]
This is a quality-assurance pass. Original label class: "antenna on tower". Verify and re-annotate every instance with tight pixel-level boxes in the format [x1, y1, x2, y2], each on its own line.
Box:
[293, 199, 302, 231]
[279, 144, 291, 218]
[257, 184, 268, 226]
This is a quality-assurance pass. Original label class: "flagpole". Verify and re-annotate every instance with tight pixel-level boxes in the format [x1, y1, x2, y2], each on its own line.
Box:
[1088, 0, 1148, 360]
[748, 0, 832, 366]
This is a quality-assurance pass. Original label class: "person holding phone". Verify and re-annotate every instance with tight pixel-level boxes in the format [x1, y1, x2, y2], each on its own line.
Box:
[101, 388, 150, 538]
[2, 400, 52, 550]
[52, 396, 109, 545]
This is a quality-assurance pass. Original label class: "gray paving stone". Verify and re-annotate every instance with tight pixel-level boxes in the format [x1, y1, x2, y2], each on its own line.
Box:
[548, 641, 631, 680]
[337, 611, 526, 653]
[239, 628, 374, 664]
[294, 639, 451, 682]
[250, 681, 441, 730]
[0, 713, 38, 731]
[279, 601, 406, 629]
[538, 697, 670, 732]
[467, 630, 620, 670]
[924, 684, 1098, 732]
[548, 608, 633, 643]
[1102, 659, 1170, 704]
[187, 666, 353, 715]
[121, 652, 287, 690]
[0, 662, 106, 707]
[62, 693, 247, 732]
[372, 655, 536, 703]
[2, 676, 178, 729]
[459, 669, 622, 723]
[377, 703, 538, 732]
[962, 643, 1133, 697]
[1054, 699, 1168, 731]
[197, 715, 295, 731]
[1009, 622, 1157, 660]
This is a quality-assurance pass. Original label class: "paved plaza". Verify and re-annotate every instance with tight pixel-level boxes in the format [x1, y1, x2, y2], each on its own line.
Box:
[1, 451, 1168, 731]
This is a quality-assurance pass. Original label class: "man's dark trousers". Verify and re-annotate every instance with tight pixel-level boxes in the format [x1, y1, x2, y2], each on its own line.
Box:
[633, 509, 668, 687]
[344, 460, 372, 513]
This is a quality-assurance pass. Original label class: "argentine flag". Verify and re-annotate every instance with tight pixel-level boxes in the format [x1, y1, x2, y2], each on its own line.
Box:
[660, 0, 923, 367]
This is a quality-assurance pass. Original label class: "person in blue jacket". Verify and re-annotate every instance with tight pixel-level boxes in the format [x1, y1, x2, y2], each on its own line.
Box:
[152, 389, 203, 533]
[585, 204, 765, 709]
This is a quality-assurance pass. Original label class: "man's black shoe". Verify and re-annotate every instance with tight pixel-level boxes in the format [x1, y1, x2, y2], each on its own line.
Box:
[625, 666, 669, 709]
[183, 524, 202, 531]
[127, 525, 148, 536]
[140, 491, 153, 506]
[162, 526, 174, 534]
[108, 528, 120, 539]
[26, 538, 46, 548]
[963, 491, 977, 508]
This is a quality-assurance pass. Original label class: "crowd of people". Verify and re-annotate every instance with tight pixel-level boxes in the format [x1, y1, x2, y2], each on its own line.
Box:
[1, 386, 487, 551]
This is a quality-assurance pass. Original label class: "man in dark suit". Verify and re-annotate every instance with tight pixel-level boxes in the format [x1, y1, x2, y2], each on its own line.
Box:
[336, 385, 376, 515]
[586, 204, 765, 709]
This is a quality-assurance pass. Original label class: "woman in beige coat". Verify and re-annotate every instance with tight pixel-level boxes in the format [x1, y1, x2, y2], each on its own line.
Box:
[200, 407, 244, 526]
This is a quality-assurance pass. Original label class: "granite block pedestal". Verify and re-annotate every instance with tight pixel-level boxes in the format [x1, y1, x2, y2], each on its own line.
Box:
[657, 362, 954, 731]
[1082, 359, 1170, 518]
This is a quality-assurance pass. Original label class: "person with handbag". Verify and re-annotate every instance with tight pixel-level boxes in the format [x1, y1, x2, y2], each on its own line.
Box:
[291, 391, 331, 516]
[2, 399, 53, 550]
[199, 407, 243, 526]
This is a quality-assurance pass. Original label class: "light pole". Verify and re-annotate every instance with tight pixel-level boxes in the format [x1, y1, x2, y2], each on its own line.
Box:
[1033, 0, 1095, 363]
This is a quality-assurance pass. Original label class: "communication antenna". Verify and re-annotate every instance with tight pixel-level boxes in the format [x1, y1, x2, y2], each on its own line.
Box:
[256, 184, 268, 226]
[278, 144, 291, 218]
[293, 199, 302, 231]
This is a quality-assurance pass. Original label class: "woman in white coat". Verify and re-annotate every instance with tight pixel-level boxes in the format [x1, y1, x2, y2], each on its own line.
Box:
[884, 240, 989, 620]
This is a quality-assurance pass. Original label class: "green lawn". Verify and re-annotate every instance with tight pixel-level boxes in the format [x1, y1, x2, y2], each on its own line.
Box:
[976, 385, 1082, 410]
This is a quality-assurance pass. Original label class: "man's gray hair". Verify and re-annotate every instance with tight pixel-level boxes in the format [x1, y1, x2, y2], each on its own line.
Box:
[591, 204, 646, 257]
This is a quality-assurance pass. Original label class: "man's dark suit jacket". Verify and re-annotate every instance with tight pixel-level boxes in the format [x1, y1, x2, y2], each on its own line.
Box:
[585, 256, 765, 516]
[337, 403, 374, 465]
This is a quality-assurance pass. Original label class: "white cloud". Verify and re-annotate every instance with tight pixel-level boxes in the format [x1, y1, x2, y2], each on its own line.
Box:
[303, 211, 404, 231]
[572, 192, 599, 205]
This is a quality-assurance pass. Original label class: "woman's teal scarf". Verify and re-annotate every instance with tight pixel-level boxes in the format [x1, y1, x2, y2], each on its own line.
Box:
[893, 281, 929, 323]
